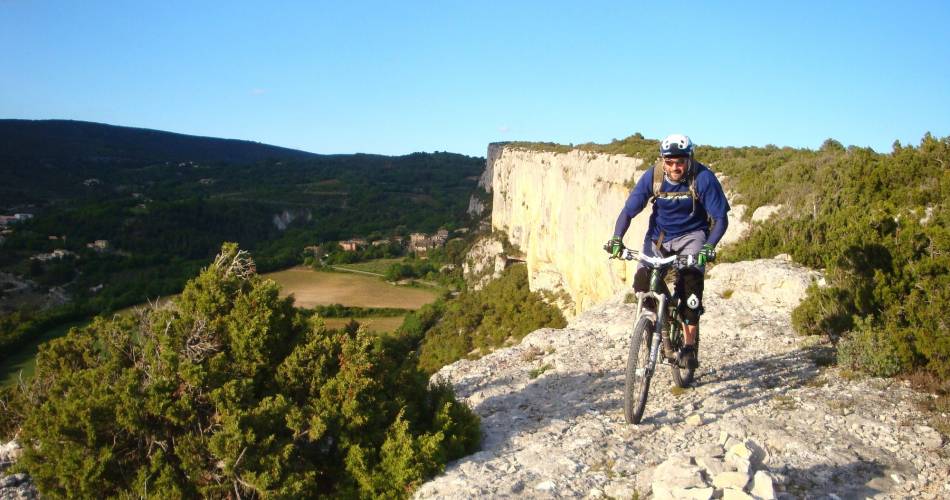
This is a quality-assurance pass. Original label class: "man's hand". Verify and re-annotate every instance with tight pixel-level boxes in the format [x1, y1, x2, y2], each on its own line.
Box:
[698, 243, 716, 266]
[605, 237, 624, 258]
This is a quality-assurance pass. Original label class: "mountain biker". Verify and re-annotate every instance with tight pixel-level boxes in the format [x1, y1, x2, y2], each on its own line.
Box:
[606, 134, 730, 369]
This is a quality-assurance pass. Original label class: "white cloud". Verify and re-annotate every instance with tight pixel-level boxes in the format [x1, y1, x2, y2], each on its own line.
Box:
[250, 88, 267, 95]
[498, 125, 511, 133]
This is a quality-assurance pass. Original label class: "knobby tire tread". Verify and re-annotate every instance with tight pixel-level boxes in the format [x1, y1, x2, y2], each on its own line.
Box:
[670, 321, 695, 388]
[624, 316, 654, 424]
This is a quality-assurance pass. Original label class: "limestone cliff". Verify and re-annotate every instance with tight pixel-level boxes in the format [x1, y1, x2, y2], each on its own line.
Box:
[475, 145, 746, 317]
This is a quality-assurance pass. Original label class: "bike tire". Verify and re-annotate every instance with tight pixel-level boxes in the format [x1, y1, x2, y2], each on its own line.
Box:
[624, 316, 654, 424]
[669, 321, 695, 388]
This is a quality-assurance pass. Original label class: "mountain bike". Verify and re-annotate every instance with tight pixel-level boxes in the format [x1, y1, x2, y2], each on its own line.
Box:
[610, 248, 701, 424]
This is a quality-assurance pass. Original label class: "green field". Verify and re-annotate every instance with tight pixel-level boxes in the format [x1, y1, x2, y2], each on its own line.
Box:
[1, 320, 88, 387]
[332, 258, 403, 276]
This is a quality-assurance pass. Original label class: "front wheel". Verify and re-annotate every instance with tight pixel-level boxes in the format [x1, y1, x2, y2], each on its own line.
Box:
[624, 316, 655, 424]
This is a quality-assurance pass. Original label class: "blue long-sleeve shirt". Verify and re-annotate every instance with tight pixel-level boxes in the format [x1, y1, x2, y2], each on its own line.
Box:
[613, 161, 730, 246]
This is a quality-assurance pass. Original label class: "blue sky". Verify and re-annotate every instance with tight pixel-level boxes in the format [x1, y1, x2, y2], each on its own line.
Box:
[2, 0, 948, 157]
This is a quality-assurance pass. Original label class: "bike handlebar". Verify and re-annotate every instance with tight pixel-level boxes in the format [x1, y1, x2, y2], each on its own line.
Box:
[610, 248, 701, 269]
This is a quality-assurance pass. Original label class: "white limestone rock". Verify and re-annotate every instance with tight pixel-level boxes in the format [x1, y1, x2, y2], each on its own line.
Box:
[750, 471, 777, 499]
[751, 204, 782, 223]
[712, 471, 750, 490]
[721, 488, 755, 500]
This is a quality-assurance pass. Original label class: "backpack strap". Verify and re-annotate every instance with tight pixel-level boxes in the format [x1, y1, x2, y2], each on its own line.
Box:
[649, 160, 698, 208]
[648, 162, 665, 204]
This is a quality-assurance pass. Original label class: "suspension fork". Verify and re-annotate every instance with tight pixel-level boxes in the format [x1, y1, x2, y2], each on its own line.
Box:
[648, 294, 668, 371]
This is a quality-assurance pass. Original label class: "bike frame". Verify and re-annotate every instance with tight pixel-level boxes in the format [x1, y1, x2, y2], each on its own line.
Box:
[633, 269, 671, 378]
[623, 249, 694, 377]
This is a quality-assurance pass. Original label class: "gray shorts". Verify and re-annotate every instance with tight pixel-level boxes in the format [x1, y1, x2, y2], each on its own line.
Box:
[635, 229, 707, 323]
[638, 229, 706, 269]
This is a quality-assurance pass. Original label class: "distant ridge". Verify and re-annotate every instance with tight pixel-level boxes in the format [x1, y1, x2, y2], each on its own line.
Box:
[0, 119, 319, 164]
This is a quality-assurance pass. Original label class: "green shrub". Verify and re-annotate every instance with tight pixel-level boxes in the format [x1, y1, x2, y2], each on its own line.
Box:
[717, 134, 950, 379]
[13, 243, 479, 498]
[417, 264, 566, 374]
[790, 284, 854, 336]
[837, 319, 917, 377]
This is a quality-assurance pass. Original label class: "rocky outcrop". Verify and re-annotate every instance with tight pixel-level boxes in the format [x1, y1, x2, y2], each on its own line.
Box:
[0, 441, 37, 500]
[751, 205, 783, 223]
[462, 236, 507, 290]
[272, 209, 312, 231]
[467, 195, 487, 217]
[475, 145, 751, 317]
[415, 258, 950, 499]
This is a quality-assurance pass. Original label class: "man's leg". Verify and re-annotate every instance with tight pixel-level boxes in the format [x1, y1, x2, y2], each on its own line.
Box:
[632, 267, 657, 313]
[676, 267, 704, 368]
[684, 324, 698, 346]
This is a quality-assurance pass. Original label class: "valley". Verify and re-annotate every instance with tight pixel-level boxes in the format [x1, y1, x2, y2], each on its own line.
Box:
[1, 262, 443, 387]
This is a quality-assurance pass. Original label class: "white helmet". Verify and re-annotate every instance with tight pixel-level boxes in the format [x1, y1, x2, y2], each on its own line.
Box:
[660, 134, 693, 158]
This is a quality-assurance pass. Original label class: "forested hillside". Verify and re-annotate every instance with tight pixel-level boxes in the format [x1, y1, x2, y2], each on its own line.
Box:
[0, 121, 485, 365]
[515, 134, 950, 380]
[0, 119, 318, 205]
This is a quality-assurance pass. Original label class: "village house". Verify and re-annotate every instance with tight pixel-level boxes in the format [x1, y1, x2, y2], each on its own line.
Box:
[339, 238, 368, 252]
[0, 214, 33, 226]
[31, 249, 77, 262]
[304, 245, 322, 257]
[409, 233, 430, 254]
[432, 229, 449, 245]
[409, 229, 451, 255]
[87, 240, 110, 252]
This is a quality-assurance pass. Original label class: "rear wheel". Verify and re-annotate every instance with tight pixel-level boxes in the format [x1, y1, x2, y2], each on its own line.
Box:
[670, 321, 696, 388]
[624, 316, 655, 424]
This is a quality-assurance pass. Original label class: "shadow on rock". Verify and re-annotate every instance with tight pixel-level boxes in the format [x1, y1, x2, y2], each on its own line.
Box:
[468, 368, 626, 451]
[780, 458, 889, 498]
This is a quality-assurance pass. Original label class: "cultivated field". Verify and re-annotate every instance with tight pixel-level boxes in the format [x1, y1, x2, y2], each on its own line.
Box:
[265, 267, 438, 309]
[332, 258, 403, 276]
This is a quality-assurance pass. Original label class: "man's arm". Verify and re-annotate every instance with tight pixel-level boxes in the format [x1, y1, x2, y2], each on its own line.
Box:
[697, 169, 730, 247]
[613, 167, 654, 238]
[706, 215, 729, 247]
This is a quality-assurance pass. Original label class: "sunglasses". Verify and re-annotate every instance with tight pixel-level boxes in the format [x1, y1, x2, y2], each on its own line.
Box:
[663, 158, 688, 166]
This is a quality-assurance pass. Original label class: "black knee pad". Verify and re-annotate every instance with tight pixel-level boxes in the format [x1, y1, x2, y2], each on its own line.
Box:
[676, 268, 705, 324]
[632, 267, 656, 311]
[633, 267, 672, 312]
[633, 267, 650, 293]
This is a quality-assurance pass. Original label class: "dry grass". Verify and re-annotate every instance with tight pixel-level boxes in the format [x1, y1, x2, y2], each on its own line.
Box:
[670, 386, 689, 397]
[265, 267, 438, 309]
[529, 363, 553, 379]
[904, 371, 950, 438]
[520, 345, 544, 362]
[772, 395, 799, 411]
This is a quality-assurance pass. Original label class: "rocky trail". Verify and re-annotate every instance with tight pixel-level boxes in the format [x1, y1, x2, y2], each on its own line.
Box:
[415, 258, 950, 499]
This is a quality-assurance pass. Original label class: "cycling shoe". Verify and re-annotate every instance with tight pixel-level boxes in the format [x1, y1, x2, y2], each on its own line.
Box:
[677, 345, 699, 369]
